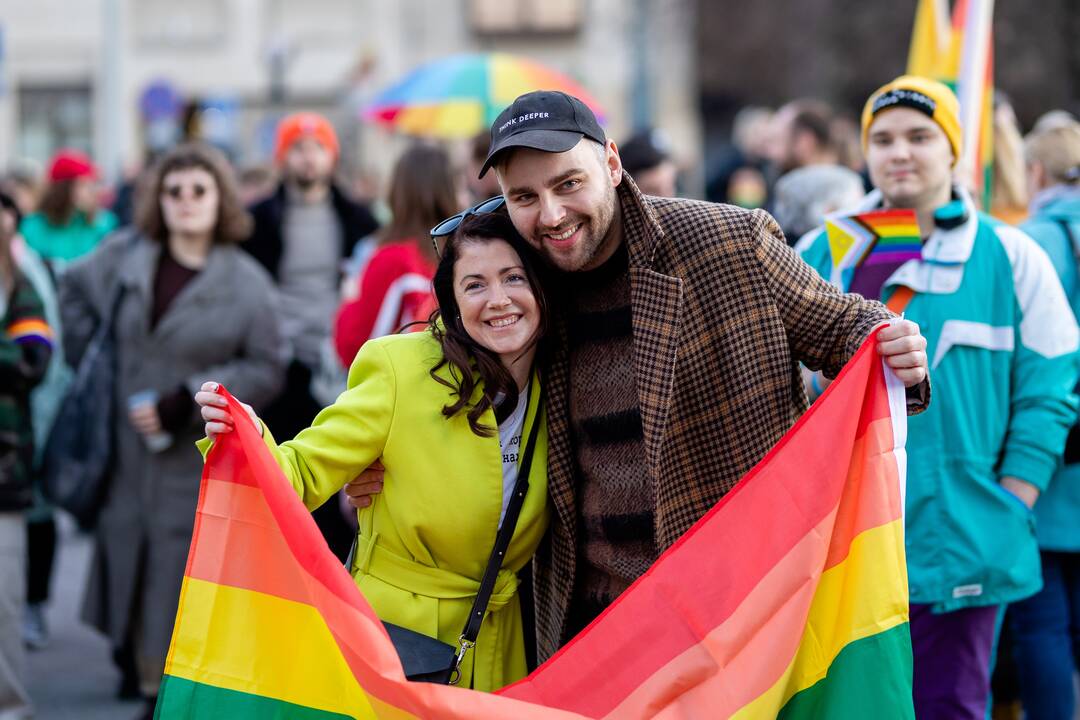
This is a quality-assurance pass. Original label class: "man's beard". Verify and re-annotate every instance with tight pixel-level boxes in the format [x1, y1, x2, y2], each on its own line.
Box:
[571, 185, 617, 272]
[292, 175, 320, 191]
[531, 187, 619, 272]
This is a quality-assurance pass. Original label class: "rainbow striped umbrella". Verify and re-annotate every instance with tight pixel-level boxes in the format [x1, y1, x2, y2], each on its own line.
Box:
[363, 52, 605, 138]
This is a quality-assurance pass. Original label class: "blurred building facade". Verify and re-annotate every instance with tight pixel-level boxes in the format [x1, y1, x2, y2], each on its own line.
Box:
[0, 0, 702, 192]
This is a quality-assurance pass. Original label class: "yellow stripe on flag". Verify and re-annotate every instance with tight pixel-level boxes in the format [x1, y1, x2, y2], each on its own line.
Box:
[165, 577, 385, 718]
[731, 519, 908, 717]
[602, 515, 906, 719]
[875, 224, 921, 238]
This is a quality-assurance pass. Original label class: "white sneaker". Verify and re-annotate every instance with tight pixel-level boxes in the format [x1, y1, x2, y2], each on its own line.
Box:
[22, 603, 48, 650]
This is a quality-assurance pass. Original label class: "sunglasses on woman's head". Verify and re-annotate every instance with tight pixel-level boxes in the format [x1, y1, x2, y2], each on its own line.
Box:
[429, 195, 507, 256]
[163, 183, 209, 201]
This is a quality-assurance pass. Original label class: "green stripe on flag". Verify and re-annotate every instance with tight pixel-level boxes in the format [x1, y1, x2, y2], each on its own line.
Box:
[154, 675, 358, 720]
[777, 623, 914, 719]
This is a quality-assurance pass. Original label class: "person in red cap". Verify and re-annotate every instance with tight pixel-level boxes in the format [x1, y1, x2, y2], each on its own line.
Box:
[20, 149, 117, 267]
[244, 112, 380, 561]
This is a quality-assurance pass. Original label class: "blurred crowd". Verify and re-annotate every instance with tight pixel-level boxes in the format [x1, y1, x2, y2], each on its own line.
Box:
[0, 80, 1078, 720]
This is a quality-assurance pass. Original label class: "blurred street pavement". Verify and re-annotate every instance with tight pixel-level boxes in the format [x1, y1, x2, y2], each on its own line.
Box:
[27, 515, 141, 720]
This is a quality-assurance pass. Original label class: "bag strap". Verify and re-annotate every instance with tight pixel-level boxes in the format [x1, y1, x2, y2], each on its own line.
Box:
[886, 285, 915, 314]
[83, 281, 127, 355]
[452, 382, 544, 678]
[107, 282, 127, 326]
[97, 231, 139, 338]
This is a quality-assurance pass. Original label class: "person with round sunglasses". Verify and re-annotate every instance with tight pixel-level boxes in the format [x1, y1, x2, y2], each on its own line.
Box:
[59, 142, 287, 718]
[196, 211, 550, 691]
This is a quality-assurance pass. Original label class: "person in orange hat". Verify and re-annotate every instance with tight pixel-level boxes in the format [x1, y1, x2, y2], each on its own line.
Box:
[20, 149, 117, 268]
[244, 112, 380, 561]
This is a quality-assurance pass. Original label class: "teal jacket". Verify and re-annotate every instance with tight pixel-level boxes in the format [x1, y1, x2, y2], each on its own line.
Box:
[21, 210, 117, 266]
[12, 238, 73, 521]
[802, 187, 1080, 610]
[1021, 185, 1080, 551]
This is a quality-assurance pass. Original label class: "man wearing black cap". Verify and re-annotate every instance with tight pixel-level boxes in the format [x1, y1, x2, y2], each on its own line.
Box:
[351, 90, 932, 662]
[476, 89, 932, 660]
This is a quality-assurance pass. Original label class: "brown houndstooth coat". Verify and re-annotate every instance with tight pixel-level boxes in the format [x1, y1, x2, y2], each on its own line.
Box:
[532, 174, 928, 660]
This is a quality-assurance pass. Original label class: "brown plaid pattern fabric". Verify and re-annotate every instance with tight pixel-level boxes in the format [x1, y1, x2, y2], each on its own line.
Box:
[532, 174, 926, 660]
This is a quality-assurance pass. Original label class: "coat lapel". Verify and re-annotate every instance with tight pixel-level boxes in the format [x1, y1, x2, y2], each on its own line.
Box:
[629, 267, 682, 470]
[543, 313, 578, 540]
[620, 177, 683, 472]
[118, 237, 159, 340]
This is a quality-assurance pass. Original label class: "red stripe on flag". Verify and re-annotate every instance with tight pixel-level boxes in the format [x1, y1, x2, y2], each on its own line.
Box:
[205, 402, 373, 615]
[860, 212, 919, 227]
[191, 442, 589, 718]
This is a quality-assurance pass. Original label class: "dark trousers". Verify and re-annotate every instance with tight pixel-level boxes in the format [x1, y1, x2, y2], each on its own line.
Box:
[26, 514, 56, 604]
[1009, 550, 1080, 720]
[910, 602, 1000, 720]
[262, 360, 354, 562]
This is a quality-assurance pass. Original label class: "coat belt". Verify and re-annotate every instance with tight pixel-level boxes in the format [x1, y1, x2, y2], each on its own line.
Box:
[352, 532, 519, 613]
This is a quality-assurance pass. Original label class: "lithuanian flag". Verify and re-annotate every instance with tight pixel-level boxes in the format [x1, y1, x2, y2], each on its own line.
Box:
[157, 330, 912, 719]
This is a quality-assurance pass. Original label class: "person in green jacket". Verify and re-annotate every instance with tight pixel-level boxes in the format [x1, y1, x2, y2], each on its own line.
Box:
[800, 76, 1080, 719]
[1007, 120, 1080, 720]
[197, 210, 550, 692]
[20, 149, 117, 268]
[0, 188, 53, 720]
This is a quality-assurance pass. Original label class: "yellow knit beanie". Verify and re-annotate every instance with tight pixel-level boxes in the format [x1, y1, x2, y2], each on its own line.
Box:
[861, 75, 962, 166]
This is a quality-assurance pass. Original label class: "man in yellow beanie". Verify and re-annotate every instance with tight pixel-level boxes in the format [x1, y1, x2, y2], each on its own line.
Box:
[801, 76, 1079, 719]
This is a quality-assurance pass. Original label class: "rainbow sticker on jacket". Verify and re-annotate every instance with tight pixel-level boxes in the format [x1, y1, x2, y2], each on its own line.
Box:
[825, 208, 921, 286]
[7, 318, 54, 348]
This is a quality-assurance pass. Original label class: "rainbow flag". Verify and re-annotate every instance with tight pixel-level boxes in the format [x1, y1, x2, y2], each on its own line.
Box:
[157, 330, 911, 719]
[824, 208, 921, 286]
[907, 0, 995, 207]
[364, 53, 605, 139]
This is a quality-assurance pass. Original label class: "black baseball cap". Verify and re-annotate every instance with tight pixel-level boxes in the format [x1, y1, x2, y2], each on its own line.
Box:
[479, 90, 606, 178]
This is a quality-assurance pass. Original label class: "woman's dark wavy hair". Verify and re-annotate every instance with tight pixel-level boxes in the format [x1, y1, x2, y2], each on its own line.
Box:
[428, 211, 550, 437]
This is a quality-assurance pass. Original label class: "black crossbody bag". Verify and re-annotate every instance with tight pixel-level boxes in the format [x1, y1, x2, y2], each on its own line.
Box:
[345, 393, 543, 685]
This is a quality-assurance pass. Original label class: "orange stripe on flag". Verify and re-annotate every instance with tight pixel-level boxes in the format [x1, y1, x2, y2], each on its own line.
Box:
[825, 417, 903, 569]
[602, 509, 840, 719]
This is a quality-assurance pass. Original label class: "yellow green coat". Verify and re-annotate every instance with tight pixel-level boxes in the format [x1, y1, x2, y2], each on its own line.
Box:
[262, 330, 548, 691]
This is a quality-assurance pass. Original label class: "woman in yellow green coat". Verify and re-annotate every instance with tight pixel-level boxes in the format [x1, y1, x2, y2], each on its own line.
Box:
[196, 211, 549, 691]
